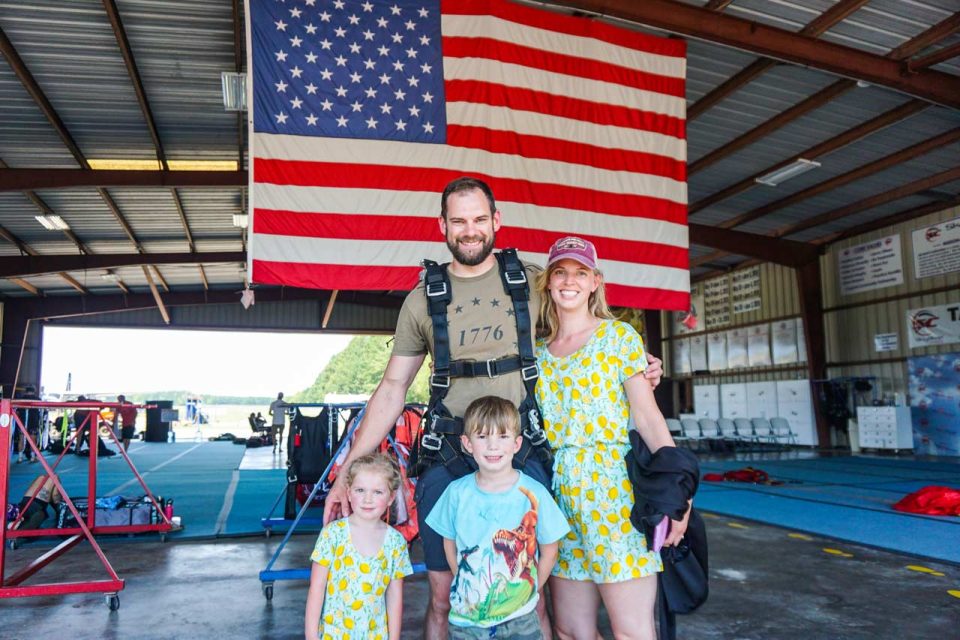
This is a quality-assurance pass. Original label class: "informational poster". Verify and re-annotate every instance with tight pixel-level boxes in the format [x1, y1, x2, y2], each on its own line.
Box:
[672, 337, 691, 375]
[796, 317, 807, 363]
[707, 332, 727, 371]
[703, 275, 731, 329]
[874, 332, 899, 352]
[726, 328, 748, 368]
[731, 266, 761, 314]
[690, 334, 708, 372]
[772, 319, 799, 364]
[747, 323, 772, 367]
[673, 285, 705, 335]
[909, 354, 960, 457]
[907, 302, 960, 349]
[838, 234, 904, 295]
[912, 216, 960, 279]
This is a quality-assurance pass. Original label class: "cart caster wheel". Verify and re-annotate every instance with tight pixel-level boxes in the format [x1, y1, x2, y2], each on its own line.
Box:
[160, 533, 167, 543]
[107, 594, 120, 611]
[265, 528, 272, 538]
[8, 539, 19, 551]
[263, 584, 274, 601]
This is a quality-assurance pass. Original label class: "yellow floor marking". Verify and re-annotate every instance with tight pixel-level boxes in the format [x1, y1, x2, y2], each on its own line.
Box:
[822, 548, 854, 558]
[948, 590, 960, 599]
[907, 565, 945, 577]
[788, 533, 813, 541]
[700, 512, 721, 519]
[727, 522, 748, 529]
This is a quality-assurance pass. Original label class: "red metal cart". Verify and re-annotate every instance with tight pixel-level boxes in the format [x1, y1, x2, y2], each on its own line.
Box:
[1, 399, 173, 610]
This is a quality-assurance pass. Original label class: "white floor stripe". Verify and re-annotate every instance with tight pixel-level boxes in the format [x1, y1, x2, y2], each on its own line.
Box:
[106, 443, 205, 495]
[214, 470, 241, 535]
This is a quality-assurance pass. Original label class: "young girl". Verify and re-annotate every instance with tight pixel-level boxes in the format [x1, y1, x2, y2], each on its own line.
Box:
[305, 453, 413, 640]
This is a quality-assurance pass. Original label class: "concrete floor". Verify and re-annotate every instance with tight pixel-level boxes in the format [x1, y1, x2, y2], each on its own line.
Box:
[1, 510, 956, 639]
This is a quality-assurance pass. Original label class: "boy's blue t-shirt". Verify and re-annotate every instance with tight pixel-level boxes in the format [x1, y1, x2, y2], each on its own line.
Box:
[425, 471, 570, 628]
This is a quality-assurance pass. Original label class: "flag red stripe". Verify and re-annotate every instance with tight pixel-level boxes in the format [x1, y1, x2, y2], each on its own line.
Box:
[253, 209, 689, 268]
[447, 124, 686, 180]
[253, 259, 690, 310]
[254, 159, 687, 224]
[445, 80, 686, 140]
[443, 36, 685, 98]
[443, 0, 687, 58]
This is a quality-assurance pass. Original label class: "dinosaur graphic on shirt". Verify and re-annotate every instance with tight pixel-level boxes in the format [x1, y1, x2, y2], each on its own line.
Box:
[491, 486, 539, 588]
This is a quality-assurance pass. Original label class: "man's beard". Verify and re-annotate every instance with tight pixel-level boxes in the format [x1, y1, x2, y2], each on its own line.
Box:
[447, 231, 495, 266]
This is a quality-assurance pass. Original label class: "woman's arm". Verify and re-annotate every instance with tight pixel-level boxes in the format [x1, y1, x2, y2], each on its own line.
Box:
[386, 578, 404, 640]
[536, 541, 559, 592]
[304, 562, 330, 640]
[623, 374, 692, 544]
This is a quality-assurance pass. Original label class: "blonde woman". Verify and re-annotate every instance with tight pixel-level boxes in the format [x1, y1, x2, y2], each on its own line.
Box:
[535, 237, 691, 640]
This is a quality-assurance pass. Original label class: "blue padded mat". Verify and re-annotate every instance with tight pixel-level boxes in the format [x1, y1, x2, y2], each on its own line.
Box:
[697, 455, 960, 564]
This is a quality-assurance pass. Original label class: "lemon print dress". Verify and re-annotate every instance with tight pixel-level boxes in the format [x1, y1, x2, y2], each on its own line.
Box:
[309, 518, 413, 639]
[536, 320, 662, 583]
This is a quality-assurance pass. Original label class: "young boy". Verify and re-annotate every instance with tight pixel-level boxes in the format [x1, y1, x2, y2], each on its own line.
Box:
[426, 396, 570, 639]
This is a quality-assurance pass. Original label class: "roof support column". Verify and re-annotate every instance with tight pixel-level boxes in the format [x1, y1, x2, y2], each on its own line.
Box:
[796, 259, 829, 448]
[0, 302, 31, 397]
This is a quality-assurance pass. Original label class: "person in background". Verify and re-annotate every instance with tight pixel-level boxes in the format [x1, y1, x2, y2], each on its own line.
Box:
[304, 453, 412, 640]
[13, 474, 62, 530]
[269, 392, 289, 453]
[14, 386, 41, 464]
[117, 395, 138, 452]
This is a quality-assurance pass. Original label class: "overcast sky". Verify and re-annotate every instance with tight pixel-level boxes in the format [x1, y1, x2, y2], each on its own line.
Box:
[39, 326, 354, 399]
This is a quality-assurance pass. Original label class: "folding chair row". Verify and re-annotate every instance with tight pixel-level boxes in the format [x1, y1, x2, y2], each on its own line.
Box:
[670, 417, 798, 448]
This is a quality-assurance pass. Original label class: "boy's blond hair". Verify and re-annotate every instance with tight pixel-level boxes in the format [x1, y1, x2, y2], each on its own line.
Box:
[345, 452, 401, 493]
[462, 396, 521, 438]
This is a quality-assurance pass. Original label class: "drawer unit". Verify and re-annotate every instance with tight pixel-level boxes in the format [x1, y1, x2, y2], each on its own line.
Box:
[720, 383, 748, 419]
[775, 380, 817, 446]
[856, 406, 913, 450]
[746, 381, 778, 419]
[693, 384, 720, 419]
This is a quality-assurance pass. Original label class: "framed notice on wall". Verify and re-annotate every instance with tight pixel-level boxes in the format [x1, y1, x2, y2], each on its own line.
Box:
[727, 328, 748, 368]
[772, 319, 799, 364]
[747, 323, 772, 367]
[838, 234, 904, 295]
[912, 216, 960, 279]
[690, 334, 708, 372]
[672, 337, 692, 375]
[707, 332, 727, 371]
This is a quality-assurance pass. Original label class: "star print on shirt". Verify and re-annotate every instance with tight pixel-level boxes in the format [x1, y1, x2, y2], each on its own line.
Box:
[490, 299, 500, 307]
[471, 297, 481, 306]
[506, 308, 515, 316]
[454, 305, 463, 314]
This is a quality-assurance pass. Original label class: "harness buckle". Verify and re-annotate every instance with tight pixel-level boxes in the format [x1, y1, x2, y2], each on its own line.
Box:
[485, 359, 498, 378]
[505, 269, 527, 285]
[421, 432, 443, 451]
[430, 374, 450, 388]
[523, 425, 547, 446]
[521, 364, 539, 381]
[425, 280, 448, 297]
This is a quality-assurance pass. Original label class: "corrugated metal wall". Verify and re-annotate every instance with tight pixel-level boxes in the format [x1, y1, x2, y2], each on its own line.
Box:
[821, 203, 960, 396]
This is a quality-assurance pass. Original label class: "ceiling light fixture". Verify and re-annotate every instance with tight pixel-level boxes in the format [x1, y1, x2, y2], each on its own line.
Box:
[221, 72, 247, 112]
[100, 272, 120, 283]
[35, 215, 70, 230]
[754, 158, 821, 187]
[232, 214, 249, 228]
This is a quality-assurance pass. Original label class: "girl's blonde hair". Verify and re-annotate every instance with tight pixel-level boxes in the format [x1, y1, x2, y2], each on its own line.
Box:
[345, 453, 401, 493]
[535, 264, 614, 343]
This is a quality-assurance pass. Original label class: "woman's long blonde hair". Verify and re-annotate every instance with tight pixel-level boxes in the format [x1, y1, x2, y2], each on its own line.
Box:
[535, 263, 614, 343]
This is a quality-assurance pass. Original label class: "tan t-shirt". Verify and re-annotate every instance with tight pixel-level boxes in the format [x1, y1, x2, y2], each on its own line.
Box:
[392, 260, 542, 418]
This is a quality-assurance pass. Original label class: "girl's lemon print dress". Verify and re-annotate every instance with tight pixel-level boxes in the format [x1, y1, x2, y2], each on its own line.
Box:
[536, 320, 662, 583]
[310, 518, 413, 639]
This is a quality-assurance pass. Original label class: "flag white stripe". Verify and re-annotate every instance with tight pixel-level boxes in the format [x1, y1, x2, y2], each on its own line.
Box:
[254, 133, 688, 205]
[442, 14, 686, 79]
[443, 57, 686, 119]
[254, 184, 689, 249]
[252, 235, 690, 291]
[446, 102, 686, 161]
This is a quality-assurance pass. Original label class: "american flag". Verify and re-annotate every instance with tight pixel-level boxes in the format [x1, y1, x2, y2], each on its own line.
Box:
[249, 0, 688, 310]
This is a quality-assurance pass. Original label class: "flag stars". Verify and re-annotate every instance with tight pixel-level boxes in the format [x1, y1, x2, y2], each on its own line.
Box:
[275, 19, 287, 31]
[319, 11, 331, 22]
[288, 7, 301, 19]
[418, 7, 429, 18]
[348, 14, 360, 25]
[378, 45, 390, 57]
[305, 52, 318, 64]
[289, 35, 302, 47]
[361, 1, 374, 12]
[419, 35, 430, 46]
[306, 113, 318, 126]
[275, 50, 288, 63]
[333, 0, 345, 9]
[406, 47, 418, 58]
[334, 54, 348, 66]
[320, 39, 332, 50]
[408, 104, 420, 117]
[365, 87, 378, 98]
[290, 66, 303, 78]
[305, 82, 318, 94]
[390, 5, 402, 15]
[379, 73, 392, 84]
[362, 29, 375, 41]
[350, 100, 363, 112]
[348, 42, 361, 54]
[366, 116, 378, 129]
[363, 58, 376, 70]
[290, 96, 303, 109]
[349, 71, 362, 83]
[394, 88, 406, 100]
[275, 111, 289, 124]
[376, 17, 388, 28]
[407, 76, 419, 87]
[380, 103, 392, 114]
[334, 26, 347, 38]
[275, 80, 288, 92]
[305, 23, 318, 35]
[320, 98, 333, 110]
[423, 122, 435, 133]
[392, 60, 405, 72]
[335, 85, 348, 97]
[320, 68, 333, 81]
[336, 115, 349, 127]
[422, 91, 434, 103]
[391, 32, 404, 44]
[305, 0, 316, 6]
[420, 63, 432, 74]
[405, 20, 416, 30]
[396, 119, 407, 131]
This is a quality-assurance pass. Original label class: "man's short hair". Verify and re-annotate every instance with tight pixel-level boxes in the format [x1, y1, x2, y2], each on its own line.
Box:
[463, 396, 520, 438]
[440, 177, 496, 220]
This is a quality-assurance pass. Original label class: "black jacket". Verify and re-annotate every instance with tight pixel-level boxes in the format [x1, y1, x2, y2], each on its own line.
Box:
[625, 430, 708, 640]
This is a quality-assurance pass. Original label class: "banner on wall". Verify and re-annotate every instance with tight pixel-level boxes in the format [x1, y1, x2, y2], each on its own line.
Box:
[838, 234, 904, 295]
[703, 275, 731, 329]
[726, 328, 748, 368]
[707, 332, 727, 371]
[672, 338, 692, 375]
[912, 216, 960, 279]
[908, 354, 960, 457]
[907, 302, 960, 349]
[747, 323, 772, 367]
[690, 334, 708, 372]
[772, 319, 799, 364]
[731, 266, 761, 314]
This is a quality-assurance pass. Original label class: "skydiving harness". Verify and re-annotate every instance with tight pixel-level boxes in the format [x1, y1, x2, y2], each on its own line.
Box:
[408, 249, 554, 480]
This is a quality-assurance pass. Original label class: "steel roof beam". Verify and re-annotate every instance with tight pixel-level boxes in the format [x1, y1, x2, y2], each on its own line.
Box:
[906, 41, 960, 73]
[688, 0, 870, 120]
[689, 100, 928, 215]
[815, 194, 960, 246]
[546, 1, 960, 108]
[688, 224, 818, 268]
[0, 169, 247, 191]
[141, 265, 170, 324]
[887, 13, 960, 60]
[0, 252, 245, 279]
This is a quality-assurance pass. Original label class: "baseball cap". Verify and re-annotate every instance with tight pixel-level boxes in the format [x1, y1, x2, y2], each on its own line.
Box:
[547, 236, 598, 270]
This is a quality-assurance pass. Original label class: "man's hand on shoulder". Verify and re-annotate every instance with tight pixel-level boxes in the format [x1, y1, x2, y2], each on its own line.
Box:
[644, 352, 664, 389]
[322, 476, 351, 524]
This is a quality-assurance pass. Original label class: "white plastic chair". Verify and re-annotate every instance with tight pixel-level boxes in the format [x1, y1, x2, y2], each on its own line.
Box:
[770, 417, 798, 446]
